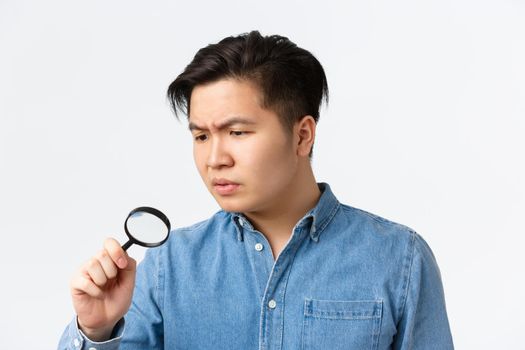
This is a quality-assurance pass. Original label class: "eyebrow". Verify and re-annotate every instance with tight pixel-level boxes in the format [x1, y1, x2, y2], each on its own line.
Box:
[188, 117, 257, 132]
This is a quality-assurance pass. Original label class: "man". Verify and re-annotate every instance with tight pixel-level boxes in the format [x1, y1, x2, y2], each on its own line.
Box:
[59, 31, 454, 349]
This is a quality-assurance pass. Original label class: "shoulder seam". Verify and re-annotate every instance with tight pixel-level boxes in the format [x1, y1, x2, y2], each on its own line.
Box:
[340, 204, 415, 232]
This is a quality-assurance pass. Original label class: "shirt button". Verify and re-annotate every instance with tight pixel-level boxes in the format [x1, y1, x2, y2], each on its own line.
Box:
[88, 348, 97, 350]
[268, 299, 277, 309]
[255, 243, 264, 251]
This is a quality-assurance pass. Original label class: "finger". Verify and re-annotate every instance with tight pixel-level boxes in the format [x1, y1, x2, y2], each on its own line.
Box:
[117, 257, 137, 289]
[97, 250, 118, 280]
[122, 256, 136, 273]
[104, 237, 128, 269]
[71, 275, 103, 299]
[85, 258, 108, 287]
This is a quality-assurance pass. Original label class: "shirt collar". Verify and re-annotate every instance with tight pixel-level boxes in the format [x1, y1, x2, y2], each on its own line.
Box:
[230, 182, 340, 243]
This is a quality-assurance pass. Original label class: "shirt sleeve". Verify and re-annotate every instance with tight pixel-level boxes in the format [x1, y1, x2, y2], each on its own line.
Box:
[392, 232, 455, 350]
[57, 247, 164, 350]
[57, 317, 124, 350]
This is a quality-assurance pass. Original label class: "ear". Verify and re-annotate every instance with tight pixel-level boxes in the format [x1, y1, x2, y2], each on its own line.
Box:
[295, 115, 316, 157]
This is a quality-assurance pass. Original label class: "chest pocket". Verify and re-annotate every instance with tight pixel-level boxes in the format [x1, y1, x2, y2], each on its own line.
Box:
[302, 298, 383, 350]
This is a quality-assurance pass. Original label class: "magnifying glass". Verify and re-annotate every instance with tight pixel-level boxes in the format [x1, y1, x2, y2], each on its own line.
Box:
[121, 206, 171, 251]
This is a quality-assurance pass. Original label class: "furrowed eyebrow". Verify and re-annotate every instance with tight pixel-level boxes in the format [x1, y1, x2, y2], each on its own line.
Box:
[188, 117, 256, 132]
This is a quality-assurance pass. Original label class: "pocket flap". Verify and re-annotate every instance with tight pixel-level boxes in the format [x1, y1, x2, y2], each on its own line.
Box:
[304, 299, 383, 320]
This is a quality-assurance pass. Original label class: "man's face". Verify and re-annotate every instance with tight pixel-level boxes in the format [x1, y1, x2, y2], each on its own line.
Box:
[189, 78, 300, 214]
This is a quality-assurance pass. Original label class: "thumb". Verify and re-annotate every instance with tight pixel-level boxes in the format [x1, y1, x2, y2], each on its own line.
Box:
[118, 256, 137, 284]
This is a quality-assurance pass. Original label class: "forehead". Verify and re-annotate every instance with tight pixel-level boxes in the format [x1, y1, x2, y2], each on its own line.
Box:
[188, 79, 268, 127]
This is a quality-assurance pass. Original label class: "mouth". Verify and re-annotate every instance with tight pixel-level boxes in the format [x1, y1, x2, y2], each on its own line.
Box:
[212, 178, 240, 195]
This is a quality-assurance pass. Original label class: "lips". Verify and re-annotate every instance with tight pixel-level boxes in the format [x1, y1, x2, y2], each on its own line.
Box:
[212, 178, 239, 186]
[212, 178, 240, 195]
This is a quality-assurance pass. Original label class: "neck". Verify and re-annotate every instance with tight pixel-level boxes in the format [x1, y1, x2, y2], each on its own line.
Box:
[243, 163, 321, 257]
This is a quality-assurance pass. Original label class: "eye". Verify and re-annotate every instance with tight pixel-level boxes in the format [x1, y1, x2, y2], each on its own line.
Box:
[194, 134, 208, 142]
[230, 130, 246, 136]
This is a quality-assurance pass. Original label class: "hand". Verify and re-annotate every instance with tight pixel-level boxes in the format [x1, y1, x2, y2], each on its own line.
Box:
[70, 238, 137, 341]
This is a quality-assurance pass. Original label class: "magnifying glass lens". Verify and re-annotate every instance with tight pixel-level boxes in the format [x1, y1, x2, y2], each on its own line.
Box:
[123, 207, 171, 250]
[126, 212, 168, 243]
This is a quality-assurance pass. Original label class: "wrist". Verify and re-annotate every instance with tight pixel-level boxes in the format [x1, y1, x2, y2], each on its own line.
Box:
[77, 318, 117, 342]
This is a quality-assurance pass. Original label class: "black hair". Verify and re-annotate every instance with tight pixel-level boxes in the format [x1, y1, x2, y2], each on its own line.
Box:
[167, 30, 329, 156]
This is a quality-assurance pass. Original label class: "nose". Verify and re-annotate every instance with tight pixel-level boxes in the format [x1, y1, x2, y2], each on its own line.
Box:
[206, 137, 233, 169]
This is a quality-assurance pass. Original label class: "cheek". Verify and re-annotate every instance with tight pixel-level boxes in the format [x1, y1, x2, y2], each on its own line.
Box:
[240, 137, 295, 177]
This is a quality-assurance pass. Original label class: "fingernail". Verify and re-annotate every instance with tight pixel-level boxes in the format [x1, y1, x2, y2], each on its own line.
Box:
[118, 257, 126, 268]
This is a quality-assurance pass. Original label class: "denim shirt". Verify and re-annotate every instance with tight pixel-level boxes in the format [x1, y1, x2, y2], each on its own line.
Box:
[59, 183, 454, 349]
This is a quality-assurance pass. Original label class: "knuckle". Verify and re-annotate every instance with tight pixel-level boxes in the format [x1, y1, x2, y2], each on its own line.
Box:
[104, 237, 119, 249]
[80, 277, 91, 291]
[104, 238, 123, 257]
[91, 274, 106, 287]
[103, 261, 118, 277]
[97, 249, 108, 260]
[86, 258, 98, 269]
[106, 269, 117, 279]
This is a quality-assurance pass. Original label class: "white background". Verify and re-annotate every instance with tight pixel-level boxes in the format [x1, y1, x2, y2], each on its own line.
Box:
[1, 0, 524, 348]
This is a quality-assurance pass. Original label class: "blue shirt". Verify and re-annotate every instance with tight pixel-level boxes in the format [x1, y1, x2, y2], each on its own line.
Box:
[59, 183, 454, 349]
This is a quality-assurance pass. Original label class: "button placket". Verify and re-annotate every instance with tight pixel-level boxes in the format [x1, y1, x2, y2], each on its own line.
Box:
[259, 225, 308, 350]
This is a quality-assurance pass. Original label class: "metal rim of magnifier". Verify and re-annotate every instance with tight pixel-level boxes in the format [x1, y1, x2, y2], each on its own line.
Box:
[124, 206, 171, 248]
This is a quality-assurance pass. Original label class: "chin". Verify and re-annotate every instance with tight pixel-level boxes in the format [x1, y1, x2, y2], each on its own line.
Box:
[214, 197, 251, 213]
[216, 202, 246, 213]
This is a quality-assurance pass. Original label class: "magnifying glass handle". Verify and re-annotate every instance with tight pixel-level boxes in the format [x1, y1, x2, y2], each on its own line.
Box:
[122, 239, 133, 251]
